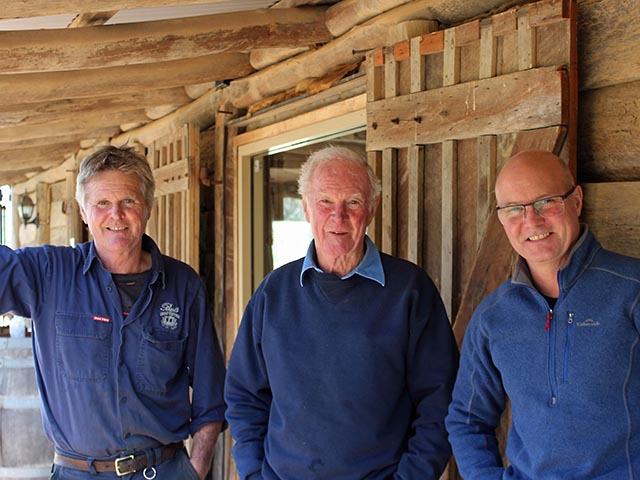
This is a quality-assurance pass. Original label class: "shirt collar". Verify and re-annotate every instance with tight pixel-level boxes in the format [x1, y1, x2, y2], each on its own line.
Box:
[83, 234, 166, 288]
[300, 235, 385, 287]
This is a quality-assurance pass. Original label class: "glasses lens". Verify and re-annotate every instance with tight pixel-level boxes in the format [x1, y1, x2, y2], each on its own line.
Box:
[534, 198, 565, 217]
[497, 206, 523, 223]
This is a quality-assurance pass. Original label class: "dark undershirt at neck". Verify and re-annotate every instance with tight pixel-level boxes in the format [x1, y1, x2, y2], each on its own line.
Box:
[112, 271, 151, 317]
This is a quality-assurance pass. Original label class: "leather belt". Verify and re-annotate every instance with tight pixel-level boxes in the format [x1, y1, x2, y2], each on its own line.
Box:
[53, 442, 183, 476]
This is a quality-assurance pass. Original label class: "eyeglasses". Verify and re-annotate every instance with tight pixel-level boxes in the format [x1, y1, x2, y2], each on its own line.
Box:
[496, 186, 576, 225]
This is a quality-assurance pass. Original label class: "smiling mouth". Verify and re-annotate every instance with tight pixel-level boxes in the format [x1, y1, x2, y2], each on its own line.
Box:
[107, 226, 127, 231]
[528, 232, 550, 241]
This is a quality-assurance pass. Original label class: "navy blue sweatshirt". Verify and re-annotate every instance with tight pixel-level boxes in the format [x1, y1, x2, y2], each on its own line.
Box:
[225, 248, 459, 479]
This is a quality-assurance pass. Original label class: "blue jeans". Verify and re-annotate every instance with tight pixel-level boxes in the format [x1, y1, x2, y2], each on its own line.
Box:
[50, 449, 200, 480]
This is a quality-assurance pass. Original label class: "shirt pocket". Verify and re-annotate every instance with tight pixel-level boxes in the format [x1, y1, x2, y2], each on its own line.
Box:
[135, 328, 187, 394]
[55, 312, 112, 382]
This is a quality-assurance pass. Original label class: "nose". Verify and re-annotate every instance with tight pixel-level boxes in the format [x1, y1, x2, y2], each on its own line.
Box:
[522, 204, 543, 224]
[109, 202, 124, 218]
[332, 202, 347, 218]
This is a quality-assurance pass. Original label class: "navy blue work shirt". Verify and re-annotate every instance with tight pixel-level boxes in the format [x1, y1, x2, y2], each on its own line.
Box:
[0, 235, 226, 459]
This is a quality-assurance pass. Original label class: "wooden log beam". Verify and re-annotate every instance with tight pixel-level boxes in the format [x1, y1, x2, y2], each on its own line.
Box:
[0, 54, 253, 104]
[111, 0, 443, 147]
[326, 0, 514, 37]
[0, 88, 191, 126]
[0, 109, 149, 144]
[0, 144, 78, 172]
[68, 11, 118, 28]
[0, 8, 332, 74]
[225, 0, 449, 110]
[367, 66, 568, 151]
[0, 129, 118, 153]
[0, 0, 233, 19]
[249, 47, 310, 70]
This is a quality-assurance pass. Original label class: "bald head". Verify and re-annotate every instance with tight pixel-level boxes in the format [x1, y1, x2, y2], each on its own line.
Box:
[495, 151, 574, 202]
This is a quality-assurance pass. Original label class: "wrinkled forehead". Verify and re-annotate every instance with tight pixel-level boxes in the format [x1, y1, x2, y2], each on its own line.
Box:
[313, 159, 369, 188]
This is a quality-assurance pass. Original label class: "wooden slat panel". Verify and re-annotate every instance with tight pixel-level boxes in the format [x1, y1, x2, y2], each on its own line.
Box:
[146, 124, 200, 271]
[367, 66, 567, 150]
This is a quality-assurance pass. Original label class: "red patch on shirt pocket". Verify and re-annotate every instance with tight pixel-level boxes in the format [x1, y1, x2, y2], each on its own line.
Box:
[92, 315, 111, 323]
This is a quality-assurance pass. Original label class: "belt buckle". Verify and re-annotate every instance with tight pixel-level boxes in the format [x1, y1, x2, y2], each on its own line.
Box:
[115, 454, 136, 476]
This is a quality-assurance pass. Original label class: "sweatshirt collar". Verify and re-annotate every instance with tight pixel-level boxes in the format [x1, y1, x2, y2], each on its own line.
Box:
[512, 224, 600, 292]
[300, 235, 385, 287]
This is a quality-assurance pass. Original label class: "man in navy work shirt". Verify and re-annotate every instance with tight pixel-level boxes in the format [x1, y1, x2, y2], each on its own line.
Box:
[225, 146, 459, 479]
[0, 146, 226, 479]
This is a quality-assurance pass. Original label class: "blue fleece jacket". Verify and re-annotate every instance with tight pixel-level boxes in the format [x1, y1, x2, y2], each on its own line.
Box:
[225, 241, 459, 480]
[446, 227, 640, 479]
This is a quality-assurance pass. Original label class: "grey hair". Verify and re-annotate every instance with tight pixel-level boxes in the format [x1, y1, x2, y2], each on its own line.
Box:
[297, 146, 382, 210]
[76, 145, 155, 209]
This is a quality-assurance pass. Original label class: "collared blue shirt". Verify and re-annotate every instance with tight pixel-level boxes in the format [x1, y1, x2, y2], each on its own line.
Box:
[300, 235, 385, 287]
[0, 235, 226, 459]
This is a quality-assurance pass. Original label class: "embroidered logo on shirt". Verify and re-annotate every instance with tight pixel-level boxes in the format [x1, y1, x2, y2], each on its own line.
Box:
[93, 315, 111, 323]
[159, 302, 180, 330]
[576, 318, 601, 328]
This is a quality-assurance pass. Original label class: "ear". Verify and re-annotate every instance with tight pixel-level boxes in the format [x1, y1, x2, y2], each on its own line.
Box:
[78, 202, 88, 225]
[572, 185, 583, 217]
[367, 196, 380, 225]
[302, 197, 311, 223]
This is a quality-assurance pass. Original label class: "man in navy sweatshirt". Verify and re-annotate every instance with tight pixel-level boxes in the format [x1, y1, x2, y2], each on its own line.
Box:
[446, 150, 640, 478]
[225, 146, 459, 479]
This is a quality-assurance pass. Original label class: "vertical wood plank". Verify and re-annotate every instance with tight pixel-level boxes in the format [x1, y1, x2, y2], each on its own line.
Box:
[407, 145, 423, 264]
[384, 46, 398, 98]
[443, 29, 460, 87]
[36, 181, 50, 246]
[479, 20, 497, 79]
[367, 150, 382, 247]
[477, 136, 497, 248]
[441, 140, 457, 320]
[381, 148, 396, 255]
[410, 36, 425, 93]
[65, 156, 82, 245]
[518, 7, 537, 70]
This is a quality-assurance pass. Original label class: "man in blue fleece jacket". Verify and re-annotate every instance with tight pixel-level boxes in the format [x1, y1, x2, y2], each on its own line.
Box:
[446, 150, 640, 479]
[225, 146, 459, 479]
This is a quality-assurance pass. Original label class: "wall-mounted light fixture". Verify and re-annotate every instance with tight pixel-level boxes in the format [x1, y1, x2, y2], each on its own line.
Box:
[17, 190, 39, 227]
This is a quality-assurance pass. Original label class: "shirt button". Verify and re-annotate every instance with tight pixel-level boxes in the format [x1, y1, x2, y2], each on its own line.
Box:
[121, 396, 127, 404]
[107, 286, 113, 292]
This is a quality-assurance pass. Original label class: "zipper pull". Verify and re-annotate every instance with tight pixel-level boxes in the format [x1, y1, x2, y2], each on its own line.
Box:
[544, 310, 554, 331]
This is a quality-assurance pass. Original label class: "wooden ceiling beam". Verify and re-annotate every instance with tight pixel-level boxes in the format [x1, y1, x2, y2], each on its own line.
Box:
[0, 129, 118, 153]
[68, 11, 118, 28]
[0, 54, 253, 104]
[0, 109, 151, 144]
[0, 88, 192, 125]
[1, 0, 233, 19]
[0, 8, 331, 74]
[0, 143, 81, 172]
